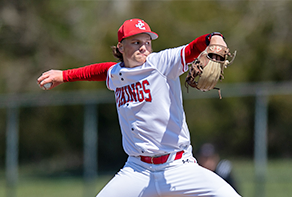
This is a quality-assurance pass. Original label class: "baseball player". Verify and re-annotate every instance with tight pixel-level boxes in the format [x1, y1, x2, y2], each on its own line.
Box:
[37, 18, 241, 197]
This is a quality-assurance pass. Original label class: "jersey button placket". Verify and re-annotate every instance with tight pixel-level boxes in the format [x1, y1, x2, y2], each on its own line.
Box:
[131, 122, 136, 133]
[119, 72, 124, 81]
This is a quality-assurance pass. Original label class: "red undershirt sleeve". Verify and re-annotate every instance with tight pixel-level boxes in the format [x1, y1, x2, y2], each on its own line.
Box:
[62, 35, 208, 82]
[63, 62, 116, 82]
[184, 34, 209, 64]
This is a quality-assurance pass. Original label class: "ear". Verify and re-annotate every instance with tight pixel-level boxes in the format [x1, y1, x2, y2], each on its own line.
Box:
[117, 42, 124, 53]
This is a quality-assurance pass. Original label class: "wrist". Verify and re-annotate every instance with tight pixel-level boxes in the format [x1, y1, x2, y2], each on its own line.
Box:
[62, 70, 68, 82]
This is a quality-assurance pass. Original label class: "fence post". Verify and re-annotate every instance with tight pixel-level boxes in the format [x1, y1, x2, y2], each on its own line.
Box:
[254, 92, 268, 197]
[5, 106, 19, 197]
[83, 103, 98, 197]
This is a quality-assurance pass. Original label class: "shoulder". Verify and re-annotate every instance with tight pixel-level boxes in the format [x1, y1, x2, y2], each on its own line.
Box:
[109, 62, 122, 71]
[147, 46, 186, 61]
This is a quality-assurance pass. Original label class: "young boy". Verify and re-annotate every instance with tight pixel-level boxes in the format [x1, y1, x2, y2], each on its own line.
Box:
[38, 18, 241, 197]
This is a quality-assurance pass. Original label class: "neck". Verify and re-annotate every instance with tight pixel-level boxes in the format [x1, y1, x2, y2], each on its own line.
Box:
[123, 60, 143, 68]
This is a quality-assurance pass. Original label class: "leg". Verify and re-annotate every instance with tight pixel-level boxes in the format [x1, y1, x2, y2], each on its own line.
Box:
[158, 160, 241, 197]
[96, 162, 159, 197]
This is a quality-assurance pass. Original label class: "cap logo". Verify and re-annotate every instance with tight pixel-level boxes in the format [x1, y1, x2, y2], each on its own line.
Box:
[135, 20, 146, 30]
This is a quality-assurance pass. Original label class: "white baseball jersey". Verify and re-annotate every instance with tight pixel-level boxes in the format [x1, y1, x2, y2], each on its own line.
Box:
[106, 46, 190, 157]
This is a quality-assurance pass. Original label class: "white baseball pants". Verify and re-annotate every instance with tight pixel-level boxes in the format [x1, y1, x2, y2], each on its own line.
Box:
[96, 153, 241, 197]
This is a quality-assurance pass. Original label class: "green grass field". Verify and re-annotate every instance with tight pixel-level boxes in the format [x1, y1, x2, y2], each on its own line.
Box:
[1, 159, 292, 197]
[232, 159, 292, 197]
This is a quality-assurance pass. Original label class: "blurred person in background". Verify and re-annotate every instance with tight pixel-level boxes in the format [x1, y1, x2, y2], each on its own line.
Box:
[197, 143, 239, 193]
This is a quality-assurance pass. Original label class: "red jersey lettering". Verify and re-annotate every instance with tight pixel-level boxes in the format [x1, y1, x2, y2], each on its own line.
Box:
[115, 80, 152, 107]
[142, 80, 152, 102]
[136, 82, 144, 102]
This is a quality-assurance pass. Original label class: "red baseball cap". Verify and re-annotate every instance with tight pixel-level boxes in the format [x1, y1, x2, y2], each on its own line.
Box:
[118, 19, 158, 42]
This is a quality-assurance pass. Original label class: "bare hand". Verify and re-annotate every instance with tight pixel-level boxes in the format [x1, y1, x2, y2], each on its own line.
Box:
[37, 70, 64, 90]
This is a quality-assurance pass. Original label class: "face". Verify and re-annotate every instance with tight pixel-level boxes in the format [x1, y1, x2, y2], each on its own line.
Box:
[117, 33, 152, 68]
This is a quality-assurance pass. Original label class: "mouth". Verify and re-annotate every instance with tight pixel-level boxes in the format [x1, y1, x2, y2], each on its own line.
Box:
[138, 52, 146, 56]
[140, 53, 148, 58]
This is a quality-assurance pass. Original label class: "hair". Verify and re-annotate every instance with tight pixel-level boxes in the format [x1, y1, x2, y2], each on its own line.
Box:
[111, 46, 123, 62]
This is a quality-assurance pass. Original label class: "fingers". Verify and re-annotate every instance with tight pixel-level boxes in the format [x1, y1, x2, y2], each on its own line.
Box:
[37, 70, 64, 90]
[211, 54, 224, 61]
[37, 71, 50, 85]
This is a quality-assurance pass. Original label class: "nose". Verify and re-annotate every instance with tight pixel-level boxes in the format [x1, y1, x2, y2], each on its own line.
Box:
[139, 44, 146, 52]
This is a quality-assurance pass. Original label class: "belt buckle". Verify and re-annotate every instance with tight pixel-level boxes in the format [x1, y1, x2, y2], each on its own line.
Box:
[151, 156, 154, 164]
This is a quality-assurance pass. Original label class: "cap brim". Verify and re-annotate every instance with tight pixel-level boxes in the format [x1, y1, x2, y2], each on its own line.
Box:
[147, 32, 158, 40]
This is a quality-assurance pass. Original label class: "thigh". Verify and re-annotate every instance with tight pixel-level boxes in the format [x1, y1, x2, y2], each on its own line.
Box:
[160, 161, 241, 197]
[96, 165, 158, 197]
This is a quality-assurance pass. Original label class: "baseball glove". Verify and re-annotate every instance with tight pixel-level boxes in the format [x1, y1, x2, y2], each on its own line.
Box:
[185, 44, 236, 99]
